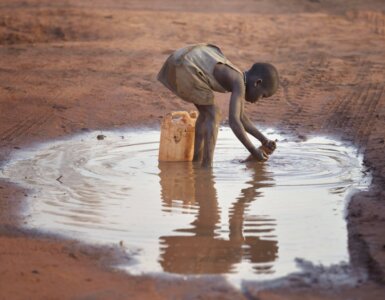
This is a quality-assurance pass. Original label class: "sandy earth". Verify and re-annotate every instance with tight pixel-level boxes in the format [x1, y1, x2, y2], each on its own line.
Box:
[1, 0, 385, 299]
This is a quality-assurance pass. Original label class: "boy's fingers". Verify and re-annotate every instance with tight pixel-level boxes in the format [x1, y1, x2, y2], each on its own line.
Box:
[262, 152, 268, 161]
[257, 148, 268, 161]
[242, 147, 270, 163]
[268, 140, 276, 149]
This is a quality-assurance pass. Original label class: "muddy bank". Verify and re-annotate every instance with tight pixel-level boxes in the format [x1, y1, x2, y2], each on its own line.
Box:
[1, 0, 385, 299]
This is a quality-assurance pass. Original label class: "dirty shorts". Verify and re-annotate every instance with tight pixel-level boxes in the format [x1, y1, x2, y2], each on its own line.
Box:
[157, 43, 241, 106]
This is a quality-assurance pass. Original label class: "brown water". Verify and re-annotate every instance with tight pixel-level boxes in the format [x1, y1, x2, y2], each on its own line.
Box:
[0, 128, 369, 282]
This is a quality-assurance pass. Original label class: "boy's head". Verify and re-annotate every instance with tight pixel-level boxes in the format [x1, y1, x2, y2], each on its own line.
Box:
[245, 63, 279, 103]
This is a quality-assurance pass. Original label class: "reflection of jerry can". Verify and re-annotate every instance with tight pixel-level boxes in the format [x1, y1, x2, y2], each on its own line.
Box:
[159, 111, 198, 161]
[158, 162, 196, 205]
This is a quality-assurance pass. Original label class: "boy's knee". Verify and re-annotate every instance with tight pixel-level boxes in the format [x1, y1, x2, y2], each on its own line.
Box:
[214, 107, 221, 123]
[206, 106, 221, 121]
[196, 111, 205, 123]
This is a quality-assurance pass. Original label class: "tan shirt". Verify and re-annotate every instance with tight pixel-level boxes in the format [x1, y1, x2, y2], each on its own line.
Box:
[157, 44, 242, 105]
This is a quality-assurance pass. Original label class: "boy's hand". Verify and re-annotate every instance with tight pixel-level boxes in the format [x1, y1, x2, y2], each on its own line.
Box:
[255, 148, 269, 161]
[243, 148, 268, 162]
[262, 139, 277, 155]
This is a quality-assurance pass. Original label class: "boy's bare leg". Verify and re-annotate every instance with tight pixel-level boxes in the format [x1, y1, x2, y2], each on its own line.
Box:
[193, 105, 206, 162]
[201, 105, 220, 167]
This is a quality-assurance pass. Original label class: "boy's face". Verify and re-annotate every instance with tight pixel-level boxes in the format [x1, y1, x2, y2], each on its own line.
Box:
[245, 80, 276, 103]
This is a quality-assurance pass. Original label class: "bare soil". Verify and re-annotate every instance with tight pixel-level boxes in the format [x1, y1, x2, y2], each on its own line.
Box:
[0, 0, 385, 299]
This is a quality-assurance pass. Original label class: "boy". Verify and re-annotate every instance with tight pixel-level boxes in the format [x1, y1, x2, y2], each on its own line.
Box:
[157, 43, 279, 167]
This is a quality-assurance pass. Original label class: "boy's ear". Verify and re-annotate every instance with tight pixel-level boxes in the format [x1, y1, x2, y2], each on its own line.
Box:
[254, 79, 263, 87]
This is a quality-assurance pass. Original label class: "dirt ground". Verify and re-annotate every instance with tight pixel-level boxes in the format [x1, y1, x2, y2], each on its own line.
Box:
[1, 0, 385, 299]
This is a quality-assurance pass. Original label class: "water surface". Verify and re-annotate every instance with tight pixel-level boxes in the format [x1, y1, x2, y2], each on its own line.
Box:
[0, 128, 369, 282]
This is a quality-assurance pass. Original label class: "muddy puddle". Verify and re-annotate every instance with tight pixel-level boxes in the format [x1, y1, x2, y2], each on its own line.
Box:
[0, 127, 370, 283]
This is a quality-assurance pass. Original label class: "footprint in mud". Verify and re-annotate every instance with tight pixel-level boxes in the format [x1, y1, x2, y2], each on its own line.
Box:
[0, 127, 369, 282]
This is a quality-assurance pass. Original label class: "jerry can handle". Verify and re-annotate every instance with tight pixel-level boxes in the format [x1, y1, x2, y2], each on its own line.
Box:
[164, 111, 198, 123]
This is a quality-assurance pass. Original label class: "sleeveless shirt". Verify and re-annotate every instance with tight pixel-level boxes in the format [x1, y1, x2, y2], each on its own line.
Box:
[157, 44, 242, 105]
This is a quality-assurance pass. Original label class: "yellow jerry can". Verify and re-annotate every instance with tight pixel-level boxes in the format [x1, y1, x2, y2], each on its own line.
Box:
[159, 111, 198, 161]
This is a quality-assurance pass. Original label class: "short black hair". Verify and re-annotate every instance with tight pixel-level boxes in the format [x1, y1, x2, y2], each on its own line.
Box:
[249, 63, 279, 94]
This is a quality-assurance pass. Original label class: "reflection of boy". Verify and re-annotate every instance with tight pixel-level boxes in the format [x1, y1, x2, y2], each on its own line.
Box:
[158, 43, 279, 167]
[158, 162, 278, 274]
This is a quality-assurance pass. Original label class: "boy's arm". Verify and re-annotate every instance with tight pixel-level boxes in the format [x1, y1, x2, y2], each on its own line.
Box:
[241, 113, 276, 151]
[229, 87, 268, 161]
[241, 113, 268, 144]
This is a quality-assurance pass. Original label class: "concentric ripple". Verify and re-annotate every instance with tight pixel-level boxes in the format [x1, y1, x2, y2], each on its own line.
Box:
[0, 127, 369, 281]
